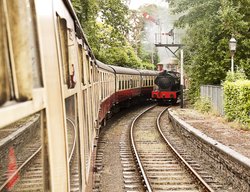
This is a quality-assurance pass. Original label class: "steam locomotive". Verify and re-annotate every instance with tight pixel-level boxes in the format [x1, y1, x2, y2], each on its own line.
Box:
[151, 70, 181, 104]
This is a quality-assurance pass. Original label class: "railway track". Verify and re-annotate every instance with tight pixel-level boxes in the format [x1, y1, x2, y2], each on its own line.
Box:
[67, 118, 81, 192]
[0, 117, 78, 191]
[95, 105, 244, 191]
[130, 105, 217, 192]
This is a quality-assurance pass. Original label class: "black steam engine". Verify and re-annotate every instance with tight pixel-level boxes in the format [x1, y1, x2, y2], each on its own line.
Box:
[152, 70, 180, 104]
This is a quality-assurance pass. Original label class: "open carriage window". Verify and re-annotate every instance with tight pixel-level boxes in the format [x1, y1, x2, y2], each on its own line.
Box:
[57, 16, 76, 89]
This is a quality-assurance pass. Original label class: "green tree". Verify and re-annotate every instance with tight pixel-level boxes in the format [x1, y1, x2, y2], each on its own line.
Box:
[99, 0, 130, 38]
[169, 0, 250, 102]
[72, 0, 100, 49]
[72, 0, 155, 69]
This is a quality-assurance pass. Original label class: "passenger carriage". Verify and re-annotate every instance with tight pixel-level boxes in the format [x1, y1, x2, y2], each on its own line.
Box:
[109, 65, 141, 104]
[96, 60, 116, 125]
[139, 69, 159, 98]
[0, 0, 158, 191]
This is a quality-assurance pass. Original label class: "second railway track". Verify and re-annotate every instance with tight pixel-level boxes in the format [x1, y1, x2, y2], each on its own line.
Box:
[130, 105, 220, 192]
[0, 117, 79, 192]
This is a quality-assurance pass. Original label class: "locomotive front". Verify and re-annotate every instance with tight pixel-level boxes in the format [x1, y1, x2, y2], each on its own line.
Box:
[152, 70, 180, 104]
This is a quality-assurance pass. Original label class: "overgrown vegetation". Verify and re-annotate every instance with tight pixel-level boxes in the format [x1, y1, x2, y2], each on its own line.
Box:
[169, 0, 250, 100]
[193, 97, 212, 113]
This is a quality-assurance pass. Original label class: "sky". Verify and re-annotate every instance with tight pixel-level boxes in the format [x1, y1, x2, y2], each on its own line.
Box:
[129, 0, 168, 10]
[128, 0, 183, 62]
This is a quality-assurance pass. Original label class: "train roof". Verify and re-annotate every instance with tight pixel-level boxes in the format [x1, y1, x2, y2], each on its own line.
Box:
[138, 69, 159, 76]
[96, 60, 114, 72]
[108, 65, 140, 75]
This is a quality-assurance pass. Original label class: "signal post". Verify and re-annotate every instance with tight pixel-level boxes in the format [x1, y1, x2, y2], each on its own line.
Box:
[154, 32, 185, 108]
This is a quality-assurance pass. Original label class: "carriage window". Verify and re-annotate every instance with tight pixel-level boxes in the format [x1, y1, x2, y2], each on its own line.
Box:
[85, 55, 90, 84]
[82, 51, 88, 85]
[57, 17, 69, 86]
[119, 80, 122, 90]
[122, 77, 125, 90]
[0, 112, 44, 190]
[2, 0, 45, 103]
[131, 79, 134, 88]
[77, 44, 84, 84]
[90, 62, 93, 83]
[57, 16, 77, 89]
[68, 28, 76, 89]
[119, 75, 122, 90]
[95, 66, 98, 83]
[82, 90, 90, 176]
[101, 73, 104, 99]
[127, 79, 129, 89]
[126, 79, 129, 89]
[103, 73, 106, 98]
[122, 76, 125, 89]
[65, 95, 82, 190]
[85, 55, 90, 83]
[92, 63, 96, 82]
[95, 65, 99, 83]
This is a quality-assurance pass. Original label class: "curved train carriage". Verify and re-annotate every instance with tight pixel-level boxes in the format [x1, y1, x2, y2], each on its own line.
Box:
[0, 0, 157, 191]
[152, 70, 181, 104]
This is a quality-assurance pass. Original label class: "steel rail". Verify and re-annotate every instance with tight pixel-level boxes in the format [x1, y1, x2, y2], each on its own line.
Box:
[157, 107, 215, 192]
[66, 118, 77, 163]
[0, 146, 42, 191]
[0, 118, 76, 191]
[130, 104, 156, 192]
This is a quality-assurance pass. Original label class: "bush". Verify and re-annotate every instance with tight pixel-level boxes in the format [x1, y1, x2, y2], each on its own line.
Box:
[194, 97, 212, 113]
[225, 70, 247, 82]
[223, 80, 250, 126]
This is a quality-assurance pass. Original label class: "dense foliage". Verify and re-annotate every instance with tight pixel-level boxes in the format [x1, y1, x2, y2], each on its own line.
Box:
[223, 79, 250, 126]
[72, 0, 155, 69]
[169, 0, 250, 101]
